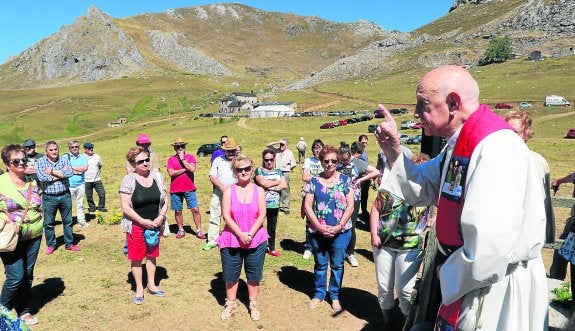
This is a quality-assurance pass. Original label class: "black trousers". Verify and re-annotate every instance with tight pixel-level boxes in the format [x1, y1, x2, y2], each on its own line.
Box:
[85, 180, 106, 210]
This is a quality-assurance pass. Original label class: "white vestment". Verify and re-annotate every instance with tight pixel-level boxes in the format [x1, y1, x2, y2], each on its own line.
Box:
[381, 129, 549, 331]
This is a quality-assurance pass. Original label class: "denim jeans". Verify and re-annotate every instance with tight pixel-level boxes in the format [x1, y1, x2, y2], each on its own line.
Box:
[346, 200, 360, 255]
[220, 242, 267, 282]
[42, 192, 74, 247]
[85, 180, 106, 210]
[310, 230, 351, 300]
[0, 237, 41, 316]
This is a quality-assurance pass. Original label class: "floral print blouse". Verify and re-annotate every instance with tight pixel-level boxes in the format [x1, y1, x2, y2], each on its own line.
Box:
[303, 173, 352, 233]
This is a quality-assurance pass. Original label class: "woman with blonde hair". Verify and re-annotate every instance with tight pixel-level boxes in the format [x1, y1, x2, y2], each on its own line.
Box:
[217, 154, 268, 321]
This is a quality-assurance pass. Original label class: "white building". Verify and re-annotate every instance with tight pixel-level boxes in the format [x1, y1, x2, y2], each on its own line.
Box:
[249, 105, 295, 118]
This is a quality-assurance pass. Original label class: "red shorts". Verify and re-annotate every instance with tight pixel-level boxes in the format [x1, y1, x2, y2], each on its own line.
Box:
[127, 223, 160, 261]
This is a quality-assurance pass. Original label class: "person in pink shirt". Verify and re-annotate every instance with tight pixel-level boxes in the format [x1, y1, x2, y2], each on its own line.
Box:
[166, 138, 205, 239]
[217, 154, 268, 322]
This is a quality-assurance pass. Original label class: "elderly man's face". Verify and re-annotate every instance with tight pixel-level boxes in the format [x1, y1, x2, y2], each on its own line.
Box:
[414, 83, 451, 137]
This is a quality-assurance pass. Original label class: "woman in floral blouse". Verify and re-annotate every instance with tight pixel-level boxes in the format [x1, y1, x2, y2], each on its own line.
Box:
[303, 145, 354, 313]
[370, 152, 431, 327]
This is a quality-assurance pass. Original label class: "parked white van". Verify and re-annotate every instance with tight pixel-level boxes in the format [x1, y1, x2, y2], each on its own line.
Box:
[545, 95, 571, 106]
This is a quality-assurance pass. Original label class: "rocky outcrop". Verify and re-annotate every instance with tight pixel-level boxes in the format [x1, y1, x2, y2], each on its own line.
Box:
[450, 0, 493, 11]
[6, 6, 151, 86]
[148, 30, 232, 76]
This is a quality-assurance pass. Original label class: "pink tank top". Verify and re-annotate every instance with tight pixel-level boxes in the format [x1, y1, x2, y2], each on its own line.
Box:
[216, 184, 269, 249]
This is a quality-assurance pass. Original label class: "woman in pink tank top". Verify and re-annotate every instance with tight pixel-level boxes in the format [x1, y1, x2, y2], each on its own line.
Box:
[216, 155, 268, 322]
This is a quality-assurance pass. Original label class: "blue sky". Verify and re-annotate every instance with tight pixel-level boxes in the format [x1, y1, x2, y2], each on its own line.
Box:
[0, 1, 453, 63]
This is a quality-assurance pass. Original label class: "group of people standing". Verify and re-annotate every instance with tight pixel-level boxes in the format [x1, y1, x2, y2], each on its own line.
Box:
[0, 65, 569, 330]
[0, 139, 107, 326]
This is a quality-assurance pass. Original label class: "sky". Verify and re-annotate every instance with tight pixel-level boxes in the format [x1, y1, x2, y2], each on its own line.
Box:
[0, 1, 453, 63]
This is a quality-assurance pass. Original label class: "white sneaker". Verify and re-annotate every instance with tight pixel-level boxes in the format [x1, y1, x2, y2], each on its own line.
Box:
[78, 221, 90, 227]
[346, 254, 359, 267]
[302, 250, 312, 260]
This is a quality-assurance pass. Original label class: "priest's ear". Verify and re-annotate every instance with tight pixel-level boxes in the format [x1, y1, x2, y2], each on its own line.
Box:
[446, 92, 461, 112]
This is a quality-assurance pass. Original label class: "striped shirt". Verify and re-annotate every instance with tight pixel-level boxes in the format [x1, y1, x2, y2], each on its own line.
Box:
[36, 155, 73, 194]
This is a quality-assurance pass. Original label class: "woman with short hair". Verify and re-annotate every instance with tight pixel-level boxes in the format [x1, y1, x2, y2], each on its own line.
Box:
[120, 146, 168, 305]
[217, 154, 268, 321]
[0, 144, 43, 326]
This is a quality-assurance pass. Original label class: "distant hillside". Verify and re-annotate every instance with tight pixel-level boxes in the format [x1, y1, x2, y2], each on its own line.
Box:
[0, 3, 390, 88]
[289, 0, 575, 89]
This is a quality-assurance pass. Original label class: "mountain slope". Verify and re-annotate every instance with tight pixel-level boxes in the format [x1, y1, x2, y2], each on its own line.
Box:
[0, 3, 391, 88]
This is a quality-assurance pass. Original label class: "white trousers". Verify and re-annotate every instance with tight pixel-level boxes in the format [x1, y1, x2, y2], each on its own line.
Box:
[207, 189, 223, 244]
[372, 245, 423, 315]
[69, 185, 85, 223]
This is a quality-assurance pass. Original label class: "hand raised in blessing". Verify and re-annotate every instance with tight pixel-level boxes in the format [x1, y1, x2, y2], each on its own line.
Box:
[373, 104, 402, 167]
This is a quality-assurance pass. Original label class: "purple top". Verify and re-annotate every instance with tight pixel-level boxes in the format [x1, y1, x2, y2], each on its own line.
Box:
[216, 184, 269, 249]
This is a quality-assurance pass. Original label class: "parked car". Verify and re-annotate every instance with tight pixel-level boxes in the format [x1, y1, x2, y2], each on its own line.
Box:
[406, 135, 422, 144]
[495, 103, 513, 109]
[360, 115, 373, 121]
[400, 120, 416, 129]
[545, 95, 571, 107]
[399, 134, 409, 144]
[197, 143, 221, 157]
[290, 113, 302, 117]
[374, 109, 384, 118]
[338, 119, 348, 126]
[198, 113, 213, 118]
[390, 108, 408, 114]
[566, 128, 575, 139]
[320, 122, 336, 129]
[519, 102, 533, 109]
[368, 124, 378, 133]
[411, 122, 423, 129]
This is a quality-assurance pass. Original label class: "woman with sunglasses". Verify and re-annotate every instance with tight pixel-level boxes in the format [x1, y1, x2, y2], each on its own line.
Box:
[217, 155, 268, 321]
[254, 149, 287, 257]
[120, 146, 168, 305]
[0, 144, 43, 326]
[303, 145, 354, 312]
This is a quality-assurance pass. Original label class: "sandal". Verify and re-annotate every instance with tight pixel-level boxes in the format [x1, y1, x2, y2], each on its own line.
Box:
[220, 299, 236, 321]
[249, 300, 261, 321]
[331, 299, 342, 312]
[308, 297, 323, 309]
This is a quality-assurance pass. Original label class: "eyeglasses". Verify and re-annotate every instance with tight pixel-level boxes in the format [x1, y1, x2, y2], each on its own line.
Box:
[235, 166, 252, 173]
[279, 143, 286, 147]
[10, 158, 28, 166]
[322, 159, 338, 165]
[70, 145, 79, 149]
[174, 145, 186, 149]
[360, 141, 368, 144]
[135, 158, 150, 165]
[225, 150, 237, 155]
[340, 158, 351, 164]
[263, 158, 275, 162]
[25, 146, 35, 149]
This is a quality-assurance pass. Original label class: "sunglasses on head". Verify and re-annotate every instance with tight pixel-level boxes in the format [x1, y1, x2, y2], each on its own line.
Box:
[135, 157, 150, 165]
[235, 166, 252, 173]
[322, 159, 338, 165]
[10, 158, 28, 166]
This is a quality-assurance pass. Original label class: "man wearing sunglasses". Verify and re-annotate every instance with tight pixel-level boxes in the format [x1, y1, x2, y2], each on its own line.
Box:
[63, 140, 89, 227]
[167, 138, 205, 240]
[205, 138, 239, 250]
[36, 141, 80, 254]
[266, 138, 297, 214]
[23, 139, 44, 183]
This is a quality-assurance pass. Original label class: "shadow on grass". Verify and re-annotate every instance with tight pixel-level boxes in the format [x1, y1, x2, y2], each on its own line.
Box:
[126, 265, 169, 292]
[30, 277, 65, 314]
[355, 248, 374, 263]
[279, 238, 307, 255]
[54, 233, 86, 249]
[277, 266, 314, 298]
[208, 272, 250, 308]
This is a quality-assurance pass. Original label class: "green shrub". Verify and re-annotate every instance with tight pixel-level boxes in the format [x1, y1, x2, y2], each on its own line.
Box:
[552, 282, 572, 303]
[95, 209, 123, 225]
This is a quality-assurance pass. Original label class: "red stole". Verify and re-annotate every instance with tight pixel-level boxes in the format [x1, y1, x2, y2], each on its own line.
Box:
[435, 104, 512, 328]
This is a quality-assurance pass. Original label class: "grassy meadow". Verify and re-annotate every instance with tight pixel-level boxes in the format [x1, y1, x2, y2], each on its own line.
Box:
[0, 56, 573, 330]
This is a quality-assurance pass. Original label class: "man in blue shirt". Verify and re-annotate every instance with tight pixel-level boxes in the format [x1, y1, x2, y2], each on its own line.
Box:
[64, 140, 89, 227]
[36, 141, 80, 254]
